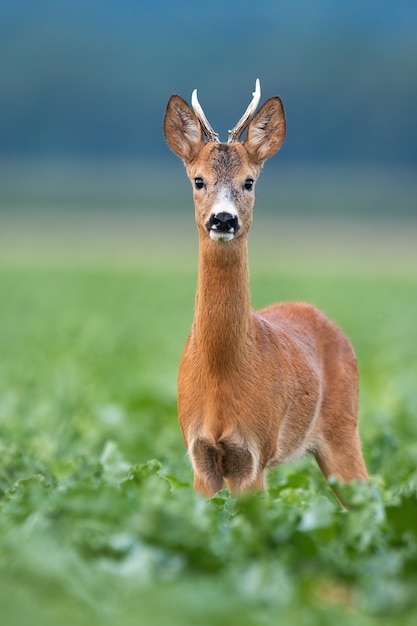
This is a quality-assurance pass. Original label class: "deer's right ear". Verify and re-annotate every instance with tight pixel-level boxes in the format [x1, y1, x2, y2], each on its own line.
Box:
[243, 97, 286, 165]
[164, 95, 205, 163]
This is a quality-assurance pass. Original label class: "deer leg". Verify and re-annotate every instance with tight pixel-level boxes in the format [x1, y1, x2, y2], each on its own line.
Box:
[225, 470, 266, 496]
[194, 473, 224, 497]
[190, 439, 224, 497]
[315, 431, 368, 483]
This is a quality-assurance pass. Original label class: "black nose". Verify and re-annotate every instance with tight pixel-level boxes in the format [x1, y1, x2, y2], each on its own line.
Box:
[206, 212, 240, 233]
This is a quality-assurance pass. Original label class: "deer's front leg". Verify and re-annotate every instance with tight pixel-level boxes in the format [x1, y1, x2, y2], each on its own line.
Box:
[225, 470, 266, 496]
[194, 473, 224, 497]
[190, 438, 224, 497]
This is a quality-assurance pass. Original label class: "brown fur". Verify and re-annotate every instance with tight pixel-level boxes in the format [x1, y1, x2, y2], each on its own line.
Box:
[164, 91, 368, 497]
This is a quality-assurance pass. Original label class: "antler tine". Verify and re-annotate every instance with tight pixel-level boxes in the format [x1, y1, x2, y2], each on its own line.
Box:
[191, 89, 220, 143]
[227, 78, 261, 143]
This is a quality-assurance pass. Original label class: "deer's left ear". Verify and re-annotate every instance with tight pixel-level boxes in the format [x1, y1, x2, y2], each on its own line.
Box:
[164, 95, 205, 164]
[243, 97, 286, 164]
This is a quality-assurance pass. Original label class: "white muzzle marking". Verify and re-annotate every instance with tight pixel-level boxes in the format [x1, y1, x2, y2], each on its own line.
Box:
[211, 194, 238, 219]
[209, 230, 235, 242]
[208, 193, 239, 242]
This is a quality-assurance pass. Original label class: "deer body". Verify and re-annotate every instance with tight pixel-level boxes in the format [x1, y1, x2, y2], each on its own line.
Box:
[164, 81, 368, 496]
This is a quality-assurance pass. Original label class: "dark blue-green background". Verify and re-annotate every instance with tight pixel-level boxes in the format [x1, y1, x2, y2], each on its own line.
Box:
[2, 0, 417, 164]
[2, 0, 417, 218]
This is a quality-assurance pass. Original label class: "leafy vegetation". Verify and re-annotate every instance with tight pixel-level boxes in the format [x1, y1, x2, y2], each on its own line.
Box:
[1, 231, 417, 625]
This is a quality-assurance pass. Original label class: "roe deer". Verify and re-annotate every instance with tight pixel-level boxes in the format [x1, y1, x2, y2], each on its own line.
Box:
[164, 79, 368, 497]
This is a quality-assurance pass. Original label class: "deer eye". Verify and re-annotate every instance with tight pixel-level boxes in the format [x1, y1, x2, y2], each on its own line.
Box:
[244, 178, 254, 191]
[194, 177, 204, 190]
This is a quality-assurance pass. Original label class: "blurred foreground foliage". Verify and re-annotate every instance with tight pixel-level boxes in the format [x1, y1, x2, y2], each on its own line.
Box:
[0, 261, 416, 625]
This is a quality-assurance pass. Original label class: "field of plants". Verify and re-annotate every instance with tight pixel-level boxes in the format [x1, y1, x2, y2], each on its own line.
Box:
[0, 212, 416, 625]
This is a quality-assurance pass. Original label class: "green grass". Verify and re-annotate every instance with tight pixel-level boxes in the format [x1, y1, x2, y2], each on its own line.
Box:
[1, 214, 417, 625]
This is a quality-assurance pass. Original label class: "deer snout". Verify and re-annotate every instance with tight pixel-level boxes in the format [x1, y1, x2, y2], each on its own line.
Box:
[206, 212, 240, 242]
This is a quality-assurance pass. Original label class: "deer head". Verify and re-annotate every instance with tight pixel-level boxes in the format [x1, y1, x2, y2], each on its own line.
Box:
[164, 80, 286, 243]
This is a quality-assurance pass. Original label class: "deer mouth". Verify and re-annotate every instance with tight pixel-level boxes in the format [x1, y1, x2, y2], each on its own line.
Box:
[206, 212, 240, 242]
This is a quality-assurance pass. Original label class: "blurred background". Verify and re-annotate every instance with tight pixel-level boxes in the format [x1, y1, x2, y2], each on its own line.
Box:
[0, 0, 416, 265]
[1, 7, 417, 623]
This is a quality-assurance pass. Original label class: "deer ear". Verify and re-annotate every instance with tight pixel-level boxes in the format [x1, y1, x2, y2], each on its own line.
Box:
[164, 95, 205, 163]
[243, 97, 286, 164]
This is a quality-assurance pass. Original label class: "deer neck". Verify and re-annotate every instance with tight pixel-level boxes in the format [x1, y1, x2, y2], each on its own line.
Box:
[193, 236, 252, 370]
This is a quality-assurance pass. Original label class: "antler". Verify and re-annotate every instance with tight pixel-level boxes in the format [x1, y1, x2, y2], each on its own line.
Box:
[228, 78, 261, 143]
[191, 89, 220, 143]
